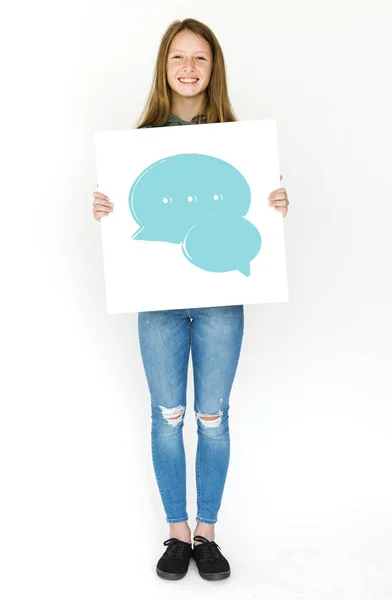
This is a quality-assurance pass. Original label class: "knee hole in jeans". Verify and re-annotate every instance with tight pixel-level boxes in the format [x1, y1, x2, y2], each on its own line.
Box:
[159, 404, 185, 427]
[196, 410, 223, 428]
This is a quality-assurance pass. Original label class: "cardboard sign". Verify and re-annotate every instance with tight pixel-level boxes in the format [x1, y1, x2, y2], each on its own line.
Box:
[94, 119, 288, 313]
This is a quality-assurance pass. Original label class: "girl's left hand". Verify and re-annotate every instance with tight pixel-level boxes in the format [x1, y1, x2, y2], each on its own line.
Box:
[268, 175, 289, 217]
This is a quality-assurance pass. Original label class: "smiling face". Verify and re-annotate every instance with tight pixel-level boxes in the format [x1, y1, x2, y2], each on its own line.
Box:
[166, 29, 213, 102]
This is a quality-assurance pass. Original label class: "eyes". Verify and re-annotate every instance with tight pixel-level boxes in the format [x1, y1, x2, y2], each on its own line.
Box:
[172, 55, 206, 60]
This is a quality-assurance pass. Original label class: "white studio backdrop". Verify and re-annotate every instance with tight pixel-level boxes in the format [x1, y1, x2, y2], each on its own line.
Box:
[1, 1, 392, 599]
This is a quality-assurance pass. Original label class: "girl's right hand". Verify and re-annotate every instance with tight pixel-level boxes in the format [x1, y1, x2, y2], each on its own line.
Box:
[93, 190, 114, 221]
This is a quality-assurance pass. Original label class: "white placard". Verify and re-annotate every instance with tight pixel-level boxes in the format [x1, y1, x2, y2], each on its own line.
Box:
[94, 119, 288, 313]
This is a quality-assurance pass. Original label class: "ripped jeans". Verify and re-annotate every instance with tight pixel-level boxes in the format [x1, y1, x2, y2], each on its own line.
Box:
[137, 305, 244, 524]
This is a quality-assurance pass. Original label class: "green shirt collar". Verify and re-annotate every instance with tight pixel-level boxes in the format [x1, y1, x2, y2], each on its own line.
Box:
[167, 113, 207, 125]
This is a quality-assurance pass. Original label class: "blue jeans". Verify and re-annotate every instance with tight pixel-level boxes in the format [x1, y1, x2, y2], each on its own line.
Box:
[137, 305, 244, 524]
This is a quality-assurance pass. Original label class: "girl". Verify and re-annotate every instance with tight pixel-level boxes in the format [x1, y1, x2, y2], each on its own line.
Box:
[92, 18, 289, 581]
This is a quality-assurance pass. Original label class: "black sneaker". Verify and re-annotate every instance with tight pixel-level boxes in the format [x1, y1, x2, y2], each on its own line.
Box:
[156, 537, 193, 580]
[192, 535, 231, 580]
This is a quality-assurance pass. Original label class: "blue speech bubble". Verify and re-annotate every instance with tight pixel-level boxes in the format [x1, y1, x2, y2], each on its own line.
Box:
[182, 214, 262, 276]
[129, 154, 251, 244]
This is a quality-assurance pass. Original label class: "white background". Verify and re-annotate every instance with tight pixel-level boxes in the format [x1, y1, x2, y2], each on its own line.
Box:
[1, 1, 392, 599]
[95, 119, 288, 312]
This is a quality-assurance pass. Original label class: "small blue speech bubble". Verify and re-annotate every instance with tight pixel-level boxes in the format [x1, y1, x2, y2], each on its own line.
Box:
[129, 154, 251, 243]
[182, 214, 262, 276]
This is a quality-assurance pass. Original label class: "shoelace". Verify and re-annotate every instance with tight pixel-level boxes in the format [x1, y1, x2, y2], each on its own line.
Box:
[163, 537, 188, 559]
[193, 535, 224, 561]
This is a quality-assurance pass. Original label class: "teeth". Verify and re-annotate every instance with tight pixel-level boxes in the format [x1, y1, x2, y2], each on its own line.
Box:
[179, 78, 198, 82]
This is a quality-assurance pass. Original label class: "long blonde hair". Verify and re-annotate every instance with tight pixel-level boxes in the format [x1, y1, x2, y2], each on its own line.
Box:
[136, 18, 237, 128]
